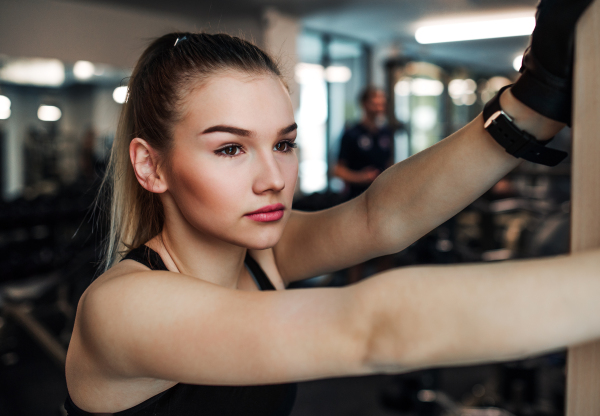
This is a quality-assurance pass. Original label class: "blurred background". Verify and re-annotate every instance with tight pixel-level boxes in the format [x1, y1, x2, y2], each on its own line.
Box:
[0, 0, 573, 415]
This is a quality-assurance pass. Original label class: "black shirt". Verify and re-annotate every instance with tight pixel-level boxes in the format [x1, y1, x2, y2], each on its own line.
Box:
[337, 123, 394, 199]
[64, 245, 297, 416]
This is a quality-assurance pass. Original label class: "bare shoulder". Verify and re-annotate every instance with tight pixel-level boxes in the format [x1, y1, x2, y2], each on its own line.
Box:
[68, 259, 206, 363]
[66, 250, 283, 392]
[65, 260, 203, 409]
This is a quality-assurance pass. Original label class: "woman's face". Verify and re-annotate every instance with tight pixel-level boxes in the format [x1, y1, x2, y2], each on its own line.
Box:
[163, 72, 298, 249]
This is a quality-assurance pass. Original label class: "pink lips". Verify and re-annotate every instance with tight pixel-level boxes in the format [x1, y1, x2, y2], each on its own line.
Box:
[245, 203, 285, 222]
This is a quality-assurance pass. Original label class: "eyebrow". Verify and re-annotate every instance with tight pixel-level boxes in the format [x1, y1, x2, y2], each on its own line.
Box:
[202, 123, 297, 137]
[278, 123, 298, 135]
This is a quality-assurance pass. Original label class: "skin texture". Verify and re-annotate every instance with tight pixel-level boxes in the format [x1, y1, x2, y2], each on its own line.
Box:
[65, 73, 600, 415]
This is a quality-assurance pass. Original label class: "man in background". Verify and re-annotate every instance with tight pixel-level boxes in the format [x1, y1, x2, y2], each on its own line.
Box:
[334, 87, 394, 201]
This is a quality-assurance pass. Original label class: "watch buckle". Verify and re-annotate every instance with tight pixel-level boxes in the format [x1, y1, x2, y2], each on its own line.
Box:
[483, 110, 502, 129]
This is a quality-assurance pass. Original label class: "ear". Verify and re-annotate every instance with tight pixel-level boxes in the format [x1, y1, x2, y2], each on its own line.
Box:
[129, 138, 168, 193]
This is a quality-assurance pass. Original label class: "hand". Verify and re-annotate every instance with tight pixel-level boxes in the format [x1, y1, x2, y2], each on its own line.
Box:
[511, 0, 593, 125]
[360, 167, 380, 184]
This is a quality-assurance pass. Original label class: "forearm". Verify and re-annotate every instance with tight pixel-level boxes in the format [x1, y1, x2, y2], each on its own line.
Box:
[364, 88, 565, 253]
[358, 248, 600, 373]
[334, 164, 370, 184]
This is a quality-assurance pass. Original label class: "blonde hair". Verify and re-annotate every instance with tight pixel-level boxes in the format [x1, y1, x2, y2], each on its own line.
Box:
[99, 32, 282, 269]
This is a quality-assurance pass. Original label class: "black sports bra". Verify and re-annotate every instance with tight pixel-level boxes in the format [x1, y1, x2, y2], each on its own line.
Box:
[64, 245, 297, 416]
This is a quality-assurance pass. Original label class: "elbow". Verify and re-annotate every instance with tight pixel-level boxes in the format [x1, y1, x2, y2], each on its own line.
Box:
[353, 273, 448, 375]
[352, 281, 414, 375]
[361, 314, 414, 374]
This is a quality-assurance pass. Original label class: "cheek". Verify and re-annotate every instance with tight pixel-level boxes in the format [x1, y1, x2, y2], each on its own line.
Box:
[285, 158, 299, 191]
[169, 155, 250, 219]
[276, 153, 299, 195]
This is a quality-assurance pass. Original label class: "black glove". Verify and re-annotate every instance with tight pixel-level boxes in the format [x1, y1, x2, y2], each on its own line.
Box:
[511, 0, 593, 126]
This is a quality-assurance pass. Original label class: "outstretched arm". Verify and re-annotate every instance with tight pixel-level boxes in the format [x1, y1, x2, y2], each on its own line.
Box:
[276, 89, 564, 282]
[68, 247, 600, 413]
[359, 248, 600, 372]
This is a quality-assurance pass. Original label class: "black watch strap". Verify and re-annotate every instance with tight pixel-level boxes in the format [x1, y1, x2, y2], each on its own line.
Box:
[483, 85, 568, 167]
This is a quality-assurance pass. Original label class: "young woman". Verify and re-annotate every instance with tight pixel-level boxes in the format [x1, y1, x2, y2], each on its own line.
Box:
[65, 1, 598, 415]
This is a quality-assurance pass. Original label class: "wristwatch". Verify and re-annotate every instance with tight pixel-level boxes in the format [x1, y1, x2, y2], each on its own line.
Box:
[483, 85, 568, 167]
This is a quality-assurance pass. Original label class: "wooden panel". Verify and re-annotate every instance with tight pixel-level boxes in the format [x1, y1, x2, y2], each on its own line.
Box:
[566, 0, 600, 414]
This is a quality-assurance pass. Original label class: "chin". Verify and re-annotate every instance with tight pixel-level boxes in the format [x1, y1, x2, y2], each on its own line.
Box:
[245, 236, 281, 250]
[241, 229, 283, 250]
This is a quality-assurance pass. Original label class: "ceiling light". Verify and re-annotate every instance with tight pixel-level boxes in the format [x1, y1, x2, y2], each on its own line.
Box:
[394, 78, 444, 97]
[113, 86, 128, 104]
[295, 63, 324, 84]
[325, 66, 352, 83]
[513, 55, 524, 72]
[0, 95, 10, 111]
[0, 95, 11, 120]
[448, 79, 476, 99]
[394, 80, 411, 96]
[0, 58, 65, 86]
[415, 15, 535, 44]
[38, 105, 62, 122]
[411, 79, 444, 96]
[73, 60, 95, 80]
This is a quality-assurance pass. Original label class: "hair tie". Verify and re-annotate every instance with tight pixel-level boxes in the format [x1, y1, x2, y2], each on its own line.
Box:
[174, 36, 188, 47]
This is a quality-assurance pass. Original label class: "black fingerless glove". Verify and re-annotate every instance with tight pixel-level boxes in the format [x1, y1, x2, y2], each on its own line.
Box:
[511, 0, 593, 126]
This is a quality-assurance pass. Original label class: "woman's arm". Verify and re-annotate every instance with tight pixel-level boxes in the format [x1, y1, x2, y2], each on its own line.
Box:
[275, 89, 565, 283]
[360, 248, 600, 372]
[69, 248, 600, 405]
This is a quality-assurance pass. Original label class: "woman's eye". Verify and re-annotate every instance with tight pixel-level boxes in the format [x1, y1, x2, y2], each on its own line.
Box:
[219, 145, 242, 156]
[274, 140, 297, 153]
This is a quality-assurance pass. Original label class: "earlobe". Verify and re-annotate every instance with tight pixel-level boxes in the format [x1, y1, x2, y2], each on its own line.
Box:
[129, 138, 168, 193]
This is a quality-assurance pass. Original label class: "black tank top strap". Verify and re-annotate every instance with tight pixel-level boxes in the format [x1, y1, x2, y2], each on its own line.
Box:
[244, 252, 276, 291]
[122, 245, 168, 271]
[122, 245, 275, 291]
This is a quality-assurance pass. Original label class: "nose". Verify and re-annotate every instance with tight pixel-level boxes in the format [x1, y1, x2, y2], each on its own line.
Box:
[252, 150, 286, 194]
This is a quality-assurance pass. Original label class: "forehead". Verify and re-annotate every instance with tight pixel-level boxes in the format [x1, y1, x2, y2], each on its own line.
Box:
[179, 73, 294, 133]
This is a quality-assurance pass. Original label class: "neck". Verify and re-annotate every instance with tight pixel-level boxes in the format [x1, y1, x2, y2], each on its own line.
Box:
[148, 199, 247, 290]
[361, 114, 379, 131]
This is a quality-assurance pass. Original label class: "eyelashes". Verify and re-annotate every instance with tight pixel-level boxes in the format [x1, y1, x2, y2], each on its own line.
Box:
[274, 140, 298, 153]
[218, 145, 243, 156]
[215, 140, 297, 157]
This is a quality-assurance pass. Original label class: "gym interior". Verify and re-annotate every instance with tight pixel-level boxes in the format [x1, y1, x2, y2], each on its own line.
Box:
[0, 0, 577, 415]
